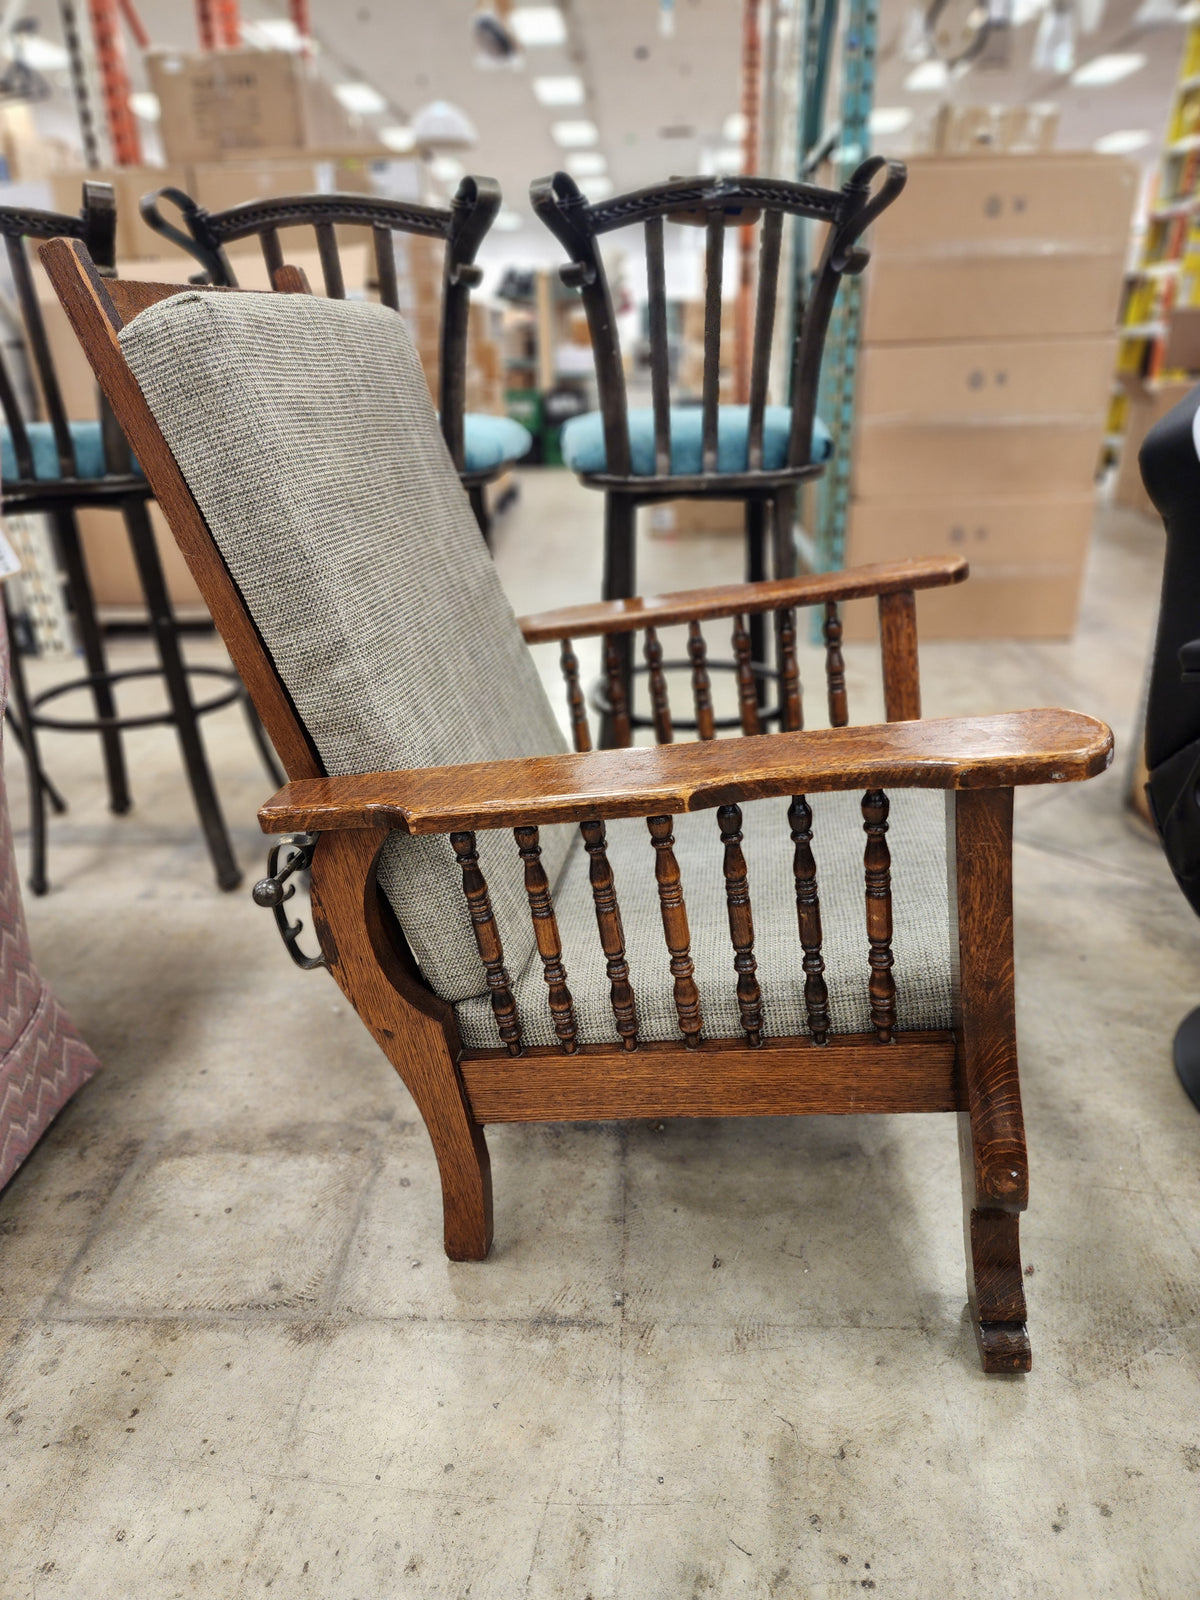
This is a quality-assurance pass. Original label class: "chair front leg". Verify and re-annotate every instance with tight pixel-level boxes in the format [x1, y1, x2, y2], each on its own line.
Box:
[947, 787, 1031, 1373]
[308, 827, 493, 1261]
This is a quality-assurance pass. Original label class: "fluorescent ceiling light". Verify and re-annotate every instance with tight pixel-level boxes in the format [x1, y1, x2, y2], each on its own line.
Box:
[551, 118, 599, 147]
[1094, 126, 1152, 152]
[379, 124, 417, 152]
[566, 150, 607, 176]
[334, 82, 387, 115]
[723, 111, 747, 142]
[430, 154, 464, 184]
[242, 18, 304, 50]
[533, 74, 585, 105]
[493, 208, 524, 231]
[9, 36, 68, 70]
[904, 59, 949, 89]
[869, 106, 914, 134]
[581, 175, 613, 200]
[510, 6, 567, 46]
[1070, 50, 1145, 84]
[129, 91, 161, 121]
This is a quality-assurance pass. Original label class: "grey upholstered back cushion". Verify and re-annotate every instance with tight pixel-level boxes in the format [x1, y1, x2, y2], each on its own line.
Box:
[119, 290, 570, 1001]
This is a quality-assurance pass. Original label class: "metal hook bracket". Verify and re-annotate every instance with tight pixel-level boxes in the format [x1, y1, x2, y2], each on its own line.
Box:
[252, 834, 325, 971]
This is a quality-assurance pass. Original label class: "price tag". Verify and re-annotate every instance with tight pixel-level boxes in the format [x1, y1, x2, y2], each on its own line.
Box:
[0, 525, 20, 582]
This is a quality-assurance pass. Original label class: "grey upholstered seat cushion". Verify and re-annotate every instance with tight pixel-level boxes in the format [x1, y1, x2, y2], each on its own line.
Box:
[119, 291, 570, 1001]
[454, 789, 953, 1047]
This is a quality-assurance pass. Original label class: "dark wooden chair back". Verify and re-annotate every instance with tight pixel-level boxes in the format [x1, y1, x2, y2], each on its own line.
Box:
[0, 182, 121, 490]
[529, 158, 905, 484]
[138, 177, 501, 473]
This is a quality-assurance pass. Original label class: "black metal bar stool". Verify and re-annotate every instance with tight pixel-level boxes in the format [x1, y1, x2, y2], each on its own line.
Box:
[0, 182, 278, 894]
[138, 176, 529, 544]
[530, 159, 905, 745]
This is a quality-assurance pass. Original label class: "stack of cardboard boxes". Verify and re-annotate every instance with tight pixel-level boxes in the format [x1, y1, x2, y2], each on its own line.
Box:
[843, 152, 1136, 639]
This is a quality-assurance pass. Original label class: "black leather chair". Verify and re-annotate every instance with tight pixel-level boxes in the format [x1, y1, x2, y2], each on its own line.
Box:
[1139, 379, 1200, 1108]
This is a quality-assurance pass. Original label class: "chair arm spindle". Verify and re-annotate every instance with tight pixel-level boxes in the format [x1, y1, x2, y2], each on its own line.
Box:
[644, 626, 673, 744]
[824, 601, 849, 727]
[688, 621, 716, 741]
[732, 614, 762, 736]
[559, 638, 592, 752]
[788, 795, 830, 1044]
[718, 804, 763, 1044]
[603, 635, 632, 748]
[450, 831, 523, 1056]
[861, 790, 896, 1042]
[514, 825, 579, 1053]
[581, 818, 640, 1050]
[778, 607, 802, 732]
[648, 815, 703, 1048]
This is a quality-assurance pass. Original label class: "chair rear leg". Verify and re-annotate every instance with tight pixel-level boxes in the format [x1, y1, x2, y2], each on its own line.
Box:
[745, 499, 768, 708]
[468, 484, 492, 546]
[122, 498, 242, 892]
[4, 597, 51, 894]
[309, 828, 492, 1260]
[52, 507, 131, 816]
[949, 787, 1031, 1373]
[600, 494, 637, 748]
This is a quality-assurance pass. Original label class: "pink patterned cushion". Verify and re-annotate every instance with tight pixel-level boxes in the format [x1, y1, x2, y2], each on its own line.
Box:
[0, 607, 99, 1189]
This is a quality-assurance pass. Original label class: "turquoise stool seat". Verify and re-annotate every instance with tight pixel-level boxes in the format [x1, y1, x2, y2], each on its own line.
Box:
[462, 413, 533, 474]
[0, 420, 142, 483]
[560, 404, 833, 477]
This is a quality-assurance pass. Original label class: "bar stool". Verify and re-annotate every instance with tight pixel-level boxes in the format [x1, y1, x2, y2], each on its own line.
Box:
[139, 176, 530, 543]
[0, 183, 277, 894]
[530, 158, 905, 744]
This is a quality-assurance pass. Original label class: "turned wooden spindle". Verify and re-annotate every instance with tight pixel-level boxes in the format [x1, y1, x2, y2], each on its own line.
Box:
[514, 825, 579, 1054]
[580, 817, 640, 1050]
[732, 613, 762, 736]
[823, 601, 849, 727]
[777, 606, 803, 733]
[788, 794, 829, 1044]
[644, 626, 673, 744]
[718, 804, 763, 1044]
[861, 789, 896, 1043]
[688, 620, 716, 740]
[559, 637, 592, 753]
[450, 831, 522, 1056]
[647, 814, 703, 1048]
[603, 633, 632, 748]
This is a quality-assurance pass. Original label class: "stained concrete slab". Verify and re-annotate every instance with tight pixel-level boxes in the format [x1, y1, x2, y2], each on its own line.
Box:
[1, 473, 1199, 1597]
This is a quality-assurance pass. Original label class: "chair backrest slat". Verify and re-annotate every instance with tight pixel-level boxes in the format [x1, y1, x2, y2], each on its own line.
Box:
[314, 221, 345, 299]
[7, 235, 77, 477]
[701, 212, 724, 474]
[645, 215, 671, 476]
[373, 225, 400, 312]
[747, 210, 782, 471]
[258, 226, 285, 284]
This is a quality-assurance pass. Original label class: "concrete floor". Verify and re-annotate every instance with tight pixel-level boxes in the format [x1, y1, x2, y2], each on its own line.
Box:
[1, 471, 1199, 1599]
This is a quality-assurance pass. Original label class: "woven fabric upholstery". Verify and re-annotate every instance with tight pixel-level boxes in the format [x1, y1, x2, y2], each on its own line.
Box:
[454, 789, 952, 1048]
[119, 291, 570, 1001]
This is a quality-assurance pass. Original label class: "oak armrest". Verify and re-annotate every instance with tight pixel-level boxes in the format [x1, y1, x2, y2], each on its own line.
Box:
[518, 557, 968, 642]
[259, 709, 1112, 836]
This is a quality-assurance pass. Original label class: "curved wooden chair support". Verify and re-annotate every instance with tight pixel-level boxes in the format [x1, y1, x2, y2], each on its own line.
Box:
[40, 237, 1116, 1374]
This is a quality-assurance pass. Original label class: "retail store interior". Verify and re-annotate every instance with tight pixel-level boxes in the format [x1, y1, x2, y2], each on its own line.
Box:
[1, 0, 1199, 1595]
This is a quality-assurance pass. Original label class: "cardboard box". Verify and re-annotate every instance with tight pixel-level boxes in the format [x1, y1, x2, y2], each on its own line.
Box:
[147, 48, 366, 163]
[844, 570, 1086, 640]
[856, 336, 1115, 421]
[842, 493, 1094, 639]
[1114, 381, 1193, 516]
[853, 418, 1104, 500]
[862, 251, 1126, 344]
[77, 502, 206, 616]
[868, 154, 1137, 255]
[648, 500, 744, 535]
[1163, 307, 1200, 374]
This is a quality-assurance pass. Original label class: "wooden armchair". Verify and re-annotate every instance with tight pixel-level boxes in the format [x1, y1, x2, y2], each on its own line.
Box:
[43, 237, 1113, 1373]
